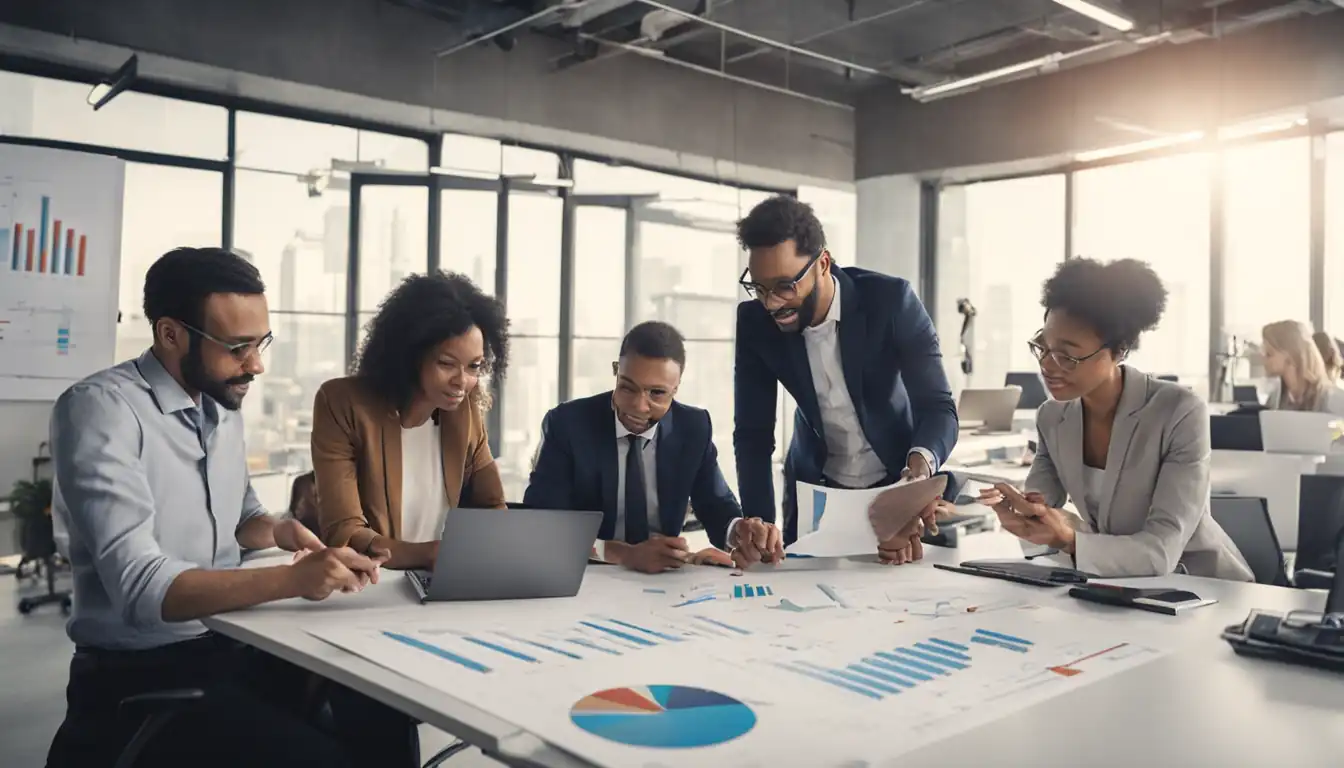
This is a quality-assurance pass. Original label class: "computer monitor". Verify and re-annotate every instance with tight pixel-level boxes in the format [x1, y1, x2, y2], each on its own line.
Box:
[1004, 372, 1048, 410]
[1210, 414, 1263, 451]
[1328, 527, 1344, 616]
[1232, 384, 1260, 404]
[1297, 475, 1344, 576]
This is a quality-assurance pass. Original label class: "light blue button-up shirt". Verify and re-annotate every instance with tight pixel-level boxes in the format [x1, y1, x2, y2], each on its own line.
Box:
[51, 349, 266, 650]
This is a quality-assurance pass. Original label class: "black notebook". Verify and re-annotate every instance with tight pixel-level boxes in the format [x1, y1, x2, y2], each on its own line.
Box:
[933, 560, 1091, 587]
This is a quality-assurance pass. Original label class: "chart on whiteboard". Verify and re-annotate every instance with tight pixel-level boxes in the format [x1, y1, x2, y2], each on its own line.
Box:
[0, 145, 125, 399]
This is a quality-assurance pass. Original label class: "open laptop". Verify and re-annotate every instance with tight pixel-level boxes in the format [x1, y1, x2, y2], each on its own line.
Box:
[1259, 410, 1339, 455]
[407, 507, 603, 603]
[957, 386, 1023, 432]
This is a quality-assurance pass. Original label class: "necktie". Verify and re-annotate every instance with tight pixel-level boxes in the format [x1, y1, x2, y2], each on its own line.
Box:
[624, 434, 650, 544]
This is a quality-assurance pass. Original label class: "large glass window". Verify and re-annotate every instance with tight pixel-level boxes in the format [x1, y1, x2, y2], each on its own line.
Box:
[115, 164, 224, 362]
[1327, 133, 1344, 335]
[0, 71, 227, 159]
[572, 205, 627, 400]
[1074, 155, 1212, 395]
[1224, 138, 1311, 341]
[940, 175, 1066, 393]
[356, 185, 428, 312]
[439, 189, 497, 291]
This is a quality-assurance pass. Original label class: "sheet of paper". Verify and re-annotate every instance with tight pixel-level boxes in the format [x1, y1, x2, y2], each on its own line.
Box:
[787, 482, 896, 557]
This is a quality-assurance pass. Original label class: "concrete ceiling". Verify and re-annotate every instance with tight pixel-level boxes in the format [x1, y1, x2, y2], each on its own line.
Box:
[407, 0, 1342, 106]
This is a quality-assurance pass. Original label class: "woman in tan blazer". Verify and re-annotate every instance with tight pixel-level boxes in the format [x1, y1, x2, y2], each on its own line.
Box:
[979, 258, 1252, 581]
[311, 271, 509, 572]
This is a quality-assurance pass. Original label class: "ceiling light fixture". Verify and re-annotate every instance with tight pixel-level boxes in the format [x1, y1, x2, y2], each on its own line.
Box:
[1074, 131, 1204, 163]
[1050, 0, 1135, 32]
[913, 54, 1063, 99]
[86, 54, 138, 110]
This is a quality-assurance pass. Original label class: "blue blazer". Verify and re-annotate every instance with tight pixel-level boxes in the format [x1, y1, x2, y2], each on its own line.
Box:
[523, 392, 743, 549]
[733, 266, 959, 542]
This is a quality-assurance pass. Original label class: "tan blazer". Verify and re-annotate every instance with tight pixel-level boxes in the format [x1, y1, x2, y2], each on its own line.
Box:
[1028, 366, 1253, 581]
[310, 376, 504, 552]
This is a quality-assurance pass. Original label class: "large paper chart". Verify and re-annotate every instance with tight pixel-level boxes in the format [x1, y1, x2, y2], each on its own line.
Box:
[309, 568, 1166, 767]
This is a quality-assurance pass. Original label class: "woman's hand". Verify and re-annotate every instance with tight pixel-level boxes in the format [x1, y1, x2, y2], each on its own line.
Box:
[977, 483, 1076, 553]
[370, 536, 437, 570]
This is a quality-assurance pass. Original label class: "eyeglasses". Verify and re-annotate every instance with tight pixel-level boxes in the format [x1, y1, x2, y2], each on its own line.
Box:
[179, 320, 274, 361]
[738, 250, 824, 301]
[1027, 332, 1106, 372]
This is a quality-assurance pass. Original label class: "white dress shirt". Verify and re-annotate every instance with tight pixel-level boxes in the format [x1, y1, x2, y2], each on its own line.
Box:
[613, 415, 661, 540]
[803, 276, 937, 487]
[400, 419, 450, 543]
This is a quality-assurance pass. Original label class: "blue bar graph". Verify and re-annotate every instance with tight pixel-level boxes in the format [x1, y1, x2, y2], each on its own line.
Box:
[928, 638, 971, 652]
[891, 647, 968, 670]
[567, 638, 621, 656]
[692, 614, 751, 635]
[794, 661, 903, 696]
[849, 662, 916, 689]
[915, 641, 972, 662]
[733, 585, 743, 598]
[774, 662, 883, 700]
[38, 196, 48, 272]
[812, 488, 827, 530]
[606, 618, 684, 642]
[383, 631, 491, 673]
[459, 635, 538, 663]
[733, 584, 774, 599]
[875, 651, 947, 677]
[672, 594, 716, 608]
[865, 655, 933, 682]
[502, 634, 583, 660]
[975, 628, 1033, 646]
[579, 621, 657, 647]
[972, 636, 1029, 653]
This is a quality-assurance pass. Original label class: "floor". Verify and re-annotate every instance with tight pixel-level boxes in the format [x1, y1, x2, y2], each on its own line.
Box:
[0, 567, 502, 768]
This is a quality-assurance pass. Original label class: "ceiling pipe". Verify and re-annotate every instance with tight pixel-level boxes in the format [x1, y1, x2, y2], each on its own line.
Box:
[435, 1, 584, 58]
[631, 0, 898, 79]
[580, 33, 855, 110]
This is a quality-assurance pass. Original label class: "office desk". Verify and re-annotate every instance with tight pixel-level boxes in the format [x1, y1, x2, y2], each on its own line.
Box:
[209, 536, 1342, 767]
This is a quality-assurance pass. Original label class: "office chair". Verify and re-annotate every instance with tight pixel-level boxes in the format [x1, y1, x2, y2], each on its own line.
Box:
[1004, 372, 1047, 410]
[1294, 474, 1344, 589]
[113, 689, 207, 768]
[1210, 496, 1288, 586]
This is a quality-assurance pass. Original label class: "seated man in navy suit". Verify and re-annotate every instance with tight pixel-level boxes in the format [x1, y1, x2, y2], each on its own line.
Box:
[733, 196, 959, 564]
[525, 321, 781, 573]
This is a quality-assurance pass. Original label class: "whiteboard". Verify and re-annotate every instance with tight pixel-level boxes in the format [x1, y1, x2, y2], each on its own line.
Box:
[0, 145, 124, 401]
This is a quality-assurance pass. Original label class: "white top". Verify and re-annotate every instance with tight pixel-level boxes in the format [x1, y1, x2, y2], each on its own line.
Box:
[613, 414, 660, 540]
[400, 419, 449, 543]
[1080, 466, 1106, 528]
[803, 276, 936, 487]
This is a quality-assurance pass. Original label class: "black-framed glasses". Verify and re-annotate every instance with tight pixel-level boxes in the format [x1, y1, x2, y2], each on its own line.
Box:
[179, 320, 274, 360]
[738, 250, 824, 301]
[1027, 332, 1106, 372]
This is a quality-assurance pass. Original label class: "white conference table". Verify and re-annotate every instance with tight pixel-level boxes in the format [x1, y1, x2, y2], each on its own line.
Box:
[208, 535, 1344, 767]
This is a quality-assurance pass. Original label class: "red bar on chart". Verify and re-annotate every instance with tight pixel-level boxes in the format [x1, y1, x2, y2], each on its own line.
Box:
[77, 235, 87, 277]
[26, 229, 34, 271]
[52, 220, 62, 275]
[65, 229, 75, 275]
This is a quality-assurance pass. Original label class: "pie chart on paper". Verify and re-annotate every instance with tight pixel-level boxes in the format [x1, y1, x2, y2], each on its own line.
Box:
[569, 685, 757, 749]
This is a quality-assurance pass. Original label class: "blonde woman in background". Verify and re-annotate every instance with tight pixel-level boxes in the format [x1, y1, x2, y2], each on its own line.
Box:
[1312, 331, 1343, 381]
[1261, 320, 1344, 415]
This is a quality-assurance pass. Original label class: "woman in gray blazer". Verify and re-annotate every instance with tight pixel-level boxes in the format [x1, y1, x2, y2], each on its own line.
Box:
[979, 258, 1253, 581]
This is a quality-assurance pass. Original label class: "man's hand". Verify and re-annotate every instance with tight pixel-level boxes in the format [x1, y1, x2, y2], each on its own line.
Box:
[288, 547, 382, 601]
[618, 536, 691, 574]
[877, 517, 925, 566]
[979, 483, 1076, 552]
[687, 548, 736, 568]
[901, 451, 932, 481]
[273, 518, 324, 556]
[729, 517, 784, 568]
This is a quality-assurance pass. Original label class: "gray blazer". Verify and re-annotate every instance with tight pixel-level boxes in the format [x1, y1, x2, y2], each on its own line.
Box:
[1027, 366, 1253, 581]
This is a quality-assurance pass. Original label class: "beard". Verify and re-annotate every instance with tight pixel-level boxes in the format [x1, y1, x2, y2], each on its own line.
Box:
[771, 286, 822, 334]
[181, 341, 254, 411]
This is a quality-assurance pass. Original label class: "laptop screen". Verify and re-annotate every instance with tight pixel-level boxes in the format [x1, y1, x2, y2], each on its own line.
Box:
[1328, 526, 1344, 616]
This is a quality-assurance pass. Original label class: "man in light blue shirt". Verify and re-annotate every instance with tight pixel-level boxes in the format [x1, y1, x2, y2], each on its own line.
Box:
[46, 248, 380, 768]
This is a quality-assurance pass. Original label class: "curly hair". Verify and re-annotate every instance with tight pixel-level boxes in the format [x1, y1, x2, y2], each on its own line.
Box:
[736, 195, 828, 259]
[355, 272, 509, 412]
[1041, 258, 1166, 354]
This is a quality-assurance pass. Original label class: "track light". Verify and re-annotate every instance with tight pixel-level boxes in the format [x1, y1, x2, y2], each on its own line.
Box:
[87, 55, 138, 110]
[1050, 0, 1135, 32]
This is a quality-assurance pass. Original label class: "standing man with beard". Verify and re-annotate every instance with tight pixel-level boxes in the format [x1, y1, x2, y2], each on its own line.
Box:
[46, 248, 380, 768]
[732, 197, 959, 563]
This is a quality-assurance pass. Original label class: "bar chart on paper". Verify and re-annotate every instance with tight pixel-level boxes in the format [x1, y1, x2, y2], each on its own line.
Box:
[2, 189, 91, 278]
